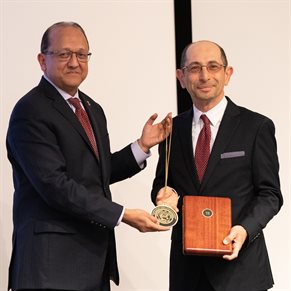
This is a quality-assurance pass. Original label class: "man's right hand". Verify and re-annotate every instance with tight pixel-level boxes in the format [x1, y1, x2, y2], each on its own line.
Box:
[122, 208, 170, 232]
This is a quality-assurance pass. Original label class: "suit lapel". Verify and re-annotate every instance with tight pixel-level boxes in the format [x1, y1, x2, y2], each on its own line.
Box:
[200, 98, 241, 192]
[80, 94, 112, 196]
[39, 78, 98, 159]
[176, 109, 200, 192]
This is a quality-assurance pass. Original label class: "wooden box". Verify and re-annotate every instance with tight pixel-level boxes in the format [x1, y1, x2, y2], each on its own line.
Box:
[183, 196, 232, 256]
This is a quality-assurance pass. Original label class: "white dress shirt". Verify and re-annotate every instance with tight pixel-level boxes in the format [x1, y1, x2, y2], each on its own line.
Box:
[192, 97, 227, 155]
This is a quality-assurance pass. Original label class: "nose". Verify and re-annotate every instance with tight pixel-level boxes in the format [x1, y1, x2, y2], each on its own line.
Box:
[67, 53, 79, 67]
[199, 66, 210, 80]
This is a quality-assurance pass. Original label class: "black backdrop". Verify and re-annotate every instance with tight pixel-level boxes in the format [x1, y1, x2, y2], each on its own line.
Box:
[174, 0, 193, 113]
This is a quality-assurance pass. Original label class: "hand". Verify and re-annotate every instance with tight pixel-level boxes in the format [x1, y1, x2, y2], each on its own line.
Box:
[122, 208, 171, 232]
[138, 113, 172, 153]
[222, 225, 248, 261]
[156, 186, 179, 212]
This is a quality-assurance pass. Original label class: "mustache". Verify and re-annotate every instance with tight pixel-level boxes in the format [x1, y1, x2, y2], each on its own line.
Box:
[65, 70, 81, 74]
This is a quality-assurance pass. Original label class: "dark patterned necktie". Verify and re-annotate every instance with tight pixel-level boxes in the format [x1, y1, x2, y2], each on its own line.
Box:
[195, 114, 211, 182]
[68, 97, 99, 158]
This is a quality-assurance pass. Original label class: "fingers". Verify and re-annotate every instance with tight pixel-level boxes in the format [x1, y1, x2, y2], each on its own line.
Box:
[138, 215, 171, 233]
[139, 112, 173, 152]
[222, 241, 239, 260]
[147, 113, 158, 125]
[156, 186, 172, 200]
[147, 218, 171, 232]
[122, 208, 171, 233]
[147, 112, 172, 128]
[156, 187, 179, 212]
[162, 113, 172, 123]
[223, 231, 236, 245]
[156, 186, 177, 200]
[162, 113, 173, 131]
[157, 197, 179, 212]
[222, 225, 248, 261]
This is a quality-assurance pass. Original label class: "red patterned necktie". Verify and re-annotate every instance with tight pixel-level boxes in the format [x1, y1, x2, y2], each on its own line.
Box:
[68, 97, 99, 158]
[195, 114, 211, 182]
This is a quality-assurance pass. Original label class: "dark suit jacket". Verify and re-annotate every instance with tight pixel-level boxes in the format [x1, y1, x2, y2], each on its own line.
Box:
[151, 97, 283, 291]
[6, 77, 143, 290]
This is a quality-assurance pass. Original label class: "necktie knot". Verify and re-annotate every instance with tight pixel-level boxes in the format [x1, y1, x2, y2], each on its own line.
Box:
[68, 97, 82, 109]
[200, 114, 210, 126]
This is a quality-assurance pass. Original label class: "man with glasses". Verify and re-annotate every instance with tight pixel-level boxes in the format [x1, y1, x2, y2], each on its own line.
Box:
[151, 40, 282, 291]
[6, 21, 172, 291]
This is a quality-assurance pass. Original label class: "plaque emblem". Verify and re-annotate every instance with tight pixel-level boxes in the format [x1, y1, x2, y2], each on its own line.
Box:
[202, 208, 213, 218]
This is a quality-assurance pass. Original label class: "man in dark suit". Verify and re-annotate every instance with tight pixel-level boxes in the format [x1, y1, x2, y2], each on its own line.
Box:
[6, 21, 172, 291]
[151, 40, 283, 291]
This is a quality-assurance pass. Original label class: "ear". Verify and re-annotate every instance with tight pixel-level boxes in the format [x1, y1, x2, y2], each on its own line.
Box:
[176, 69, 186, 89]
[224, 66, 233, 86]
[37, 53, 47, 72]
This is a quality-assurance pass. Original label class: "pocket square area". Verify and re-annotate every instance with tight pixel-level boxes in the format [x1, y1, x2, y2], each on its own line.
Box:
[221, 151, 245, 159]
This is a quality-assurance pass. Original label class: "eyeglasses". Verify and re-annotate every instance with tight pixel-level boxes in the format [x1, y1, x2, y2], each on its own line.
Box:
[182, 62, 226, 74]
[43, 49, 92, 62]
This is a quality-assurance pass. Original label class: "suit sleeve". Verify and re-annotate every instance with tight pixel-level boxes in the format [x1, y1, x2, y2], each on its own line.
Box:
[7, 101, 124, 229]
[240, 117, 283, 243]
[110, 145, 144, 184]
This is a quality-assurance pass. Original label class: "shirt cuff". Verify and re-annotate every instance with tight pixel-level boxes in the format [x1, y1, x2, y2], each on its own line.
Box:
[131, 140, 151, 169]
[116, 207, 125, 226]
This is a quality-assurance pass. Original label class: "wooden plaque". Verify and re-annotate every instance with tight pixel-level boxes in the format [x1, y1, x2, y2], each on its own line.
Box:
[183, 196, 232, 256]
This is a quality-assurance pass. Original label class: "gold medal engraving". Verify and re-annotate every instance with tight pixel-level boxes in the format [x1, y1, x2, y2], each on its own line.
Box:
[151, 205, 178, 227]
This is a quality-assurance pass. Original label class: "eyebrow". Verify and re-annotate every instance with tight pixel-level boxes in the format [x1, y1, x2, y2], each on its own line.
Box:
[187, 60, 221, 65]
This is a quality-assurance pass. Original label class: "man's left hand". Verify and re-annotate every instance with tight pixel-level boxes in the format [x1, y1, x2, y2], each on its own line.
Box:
[222, 225, 248, 261]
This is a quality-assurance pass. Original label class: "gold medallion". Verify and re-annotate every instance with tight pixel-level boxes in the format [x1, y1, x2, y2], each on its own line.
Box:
[151, 205, 178, 227]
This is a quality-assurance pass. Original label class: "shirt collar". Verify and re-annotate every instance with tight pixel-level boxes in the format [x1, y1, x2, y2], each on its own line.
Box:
[43, 75, 79, 100]
[193, 97, 227, 126]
